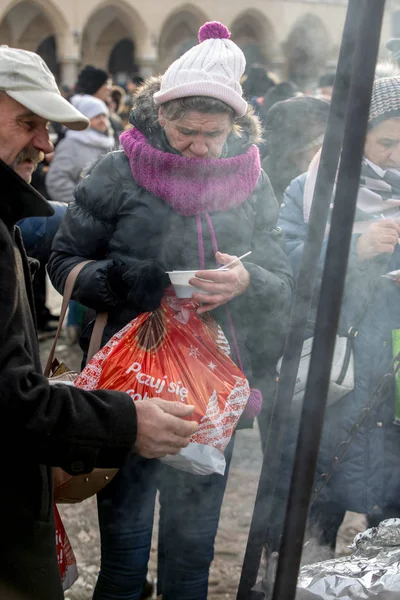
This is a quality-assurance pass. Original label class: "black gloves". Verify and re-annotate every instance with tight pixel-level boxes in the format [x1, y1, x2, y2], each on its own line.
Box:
[108, 257, 170, 313]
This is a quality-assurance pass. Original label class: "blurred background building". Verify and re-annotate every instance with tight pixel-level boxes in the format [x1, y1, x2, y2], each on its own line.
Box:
[0, 0, 397, 90]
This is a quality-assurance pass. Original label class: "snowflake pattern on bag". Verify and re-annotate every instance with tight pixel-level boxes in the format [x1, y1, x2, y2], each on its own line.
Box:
[195, 377, 250, 452]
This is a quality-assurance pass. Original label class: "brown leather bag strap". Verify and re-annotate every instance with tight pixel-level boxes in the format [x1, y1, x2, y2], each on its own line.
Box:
[44, 261, 107, 377]
[87, 312, 108, 363]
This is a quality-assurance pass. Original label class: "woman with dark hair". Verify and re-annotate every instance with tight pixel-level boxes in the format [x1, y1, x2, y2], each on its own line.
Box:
[263, 81, 299, 116]
[48, 21, 293, 600]
[262, 96, 329, 203]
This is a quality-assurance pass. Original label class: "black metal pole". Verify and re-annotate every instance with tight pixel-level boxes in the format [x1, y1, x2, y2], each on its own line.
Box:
[271, 2, 385, 599]
[237, 2, 362, 597]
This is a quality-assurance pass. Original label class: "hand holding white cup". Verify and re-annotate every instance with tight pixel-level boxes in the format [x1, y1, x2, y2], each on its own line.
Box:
[190, 251, 251, 314]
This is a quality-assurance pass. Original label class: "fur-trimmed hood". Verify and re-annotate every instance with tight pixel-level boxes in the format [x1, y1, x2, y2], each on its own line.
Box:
[128, 76, 263, 150]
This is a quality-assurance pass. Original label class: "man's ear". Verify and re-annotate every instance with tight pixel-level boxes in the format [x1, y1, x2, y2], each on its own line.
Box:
[158, 106, 166, 127]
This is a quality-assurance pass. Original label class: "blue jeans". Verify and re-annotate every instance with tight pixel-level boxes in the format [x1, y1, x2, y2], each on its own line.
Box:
[93, 440, 234, 600]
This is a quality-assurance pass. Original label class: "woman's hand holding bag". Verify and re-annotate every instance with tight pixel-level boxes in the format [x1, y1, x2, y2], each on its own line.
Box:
[109, 257, 170, 312]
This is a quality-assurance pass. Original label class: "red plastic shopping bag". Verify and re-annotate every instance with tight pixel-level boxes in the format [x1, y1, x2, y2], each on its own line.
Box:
[55, 504, 78, 591]
[75, 297, 250, 475]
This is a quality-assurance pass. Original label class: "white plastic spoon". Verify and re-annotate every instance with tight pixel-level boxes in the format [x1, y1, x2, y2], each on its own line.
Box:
[217, 251, 252, 270]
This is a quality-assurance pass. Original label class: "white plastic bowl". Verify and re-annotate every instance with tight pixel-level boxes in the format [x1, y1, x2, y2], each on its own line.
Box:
[167, 269, 226, 299]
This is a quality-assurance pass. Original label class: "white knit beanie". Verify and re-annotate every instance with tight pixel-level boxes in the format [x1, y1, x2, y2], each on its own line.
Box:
[154, 21, 247, 118]
[70, 93, 109, 120]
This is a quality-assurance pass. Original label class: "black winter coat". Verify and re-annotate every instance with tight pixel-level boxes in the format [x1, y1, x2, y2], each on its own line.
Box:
[48, 77, 293, 419]
[0, 161, 137, 600]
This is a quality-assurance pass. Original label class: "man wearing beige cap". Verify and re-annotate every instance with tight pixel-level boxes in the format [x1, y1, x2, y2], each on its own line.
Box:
[0, 47, 197, 600]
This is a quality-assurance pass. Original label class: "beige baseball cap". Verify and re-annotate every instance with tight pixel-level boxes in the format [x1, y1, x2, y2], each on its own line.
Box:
[0, 46, 89, 130]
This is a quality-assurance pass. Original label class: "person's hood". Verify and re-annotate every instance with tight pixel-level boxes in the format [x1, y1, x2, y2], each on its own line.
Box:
[128, 75, 263, 154]
[66, 127, 115, 150]
[0, 159, 54, 225]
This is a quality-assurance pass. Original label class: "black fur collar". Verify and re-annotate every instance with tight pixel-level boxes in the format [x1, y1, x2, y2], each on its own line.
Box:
[0, 160, 53, 225]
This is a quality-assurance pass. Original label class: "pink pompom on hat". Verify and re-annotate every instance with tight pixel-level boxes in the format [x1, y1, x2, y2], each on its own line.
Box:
[153, 21, 247, 118]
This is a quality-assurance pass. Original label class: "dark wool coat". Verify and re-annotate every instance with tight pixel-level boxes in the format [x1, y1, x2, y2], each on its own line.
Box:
[0, 161, 137, 600]
[48, 77, 293, 419]
[279, 173, 400, 518]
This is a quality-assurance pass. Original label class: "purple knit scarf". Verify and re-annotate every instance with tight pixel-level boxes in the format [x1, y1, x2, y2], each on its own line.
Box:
[120, 128, 261, 216]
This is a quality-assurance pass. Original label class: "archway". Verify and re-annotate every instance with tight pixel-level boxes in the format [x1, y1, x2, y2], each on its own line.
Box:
[36, 35, 58, 79]
[81, 1, 149, 81]
[0, 15, 12, 46]
[81, 6, 133, 79]
[230, 10, 277, 67]
[0, 0, 68, 77]
[158, 5, 209, 72]
[0, 0, 56, 51]
[284, 14, 331, 90]
[108, 38, 137, 83]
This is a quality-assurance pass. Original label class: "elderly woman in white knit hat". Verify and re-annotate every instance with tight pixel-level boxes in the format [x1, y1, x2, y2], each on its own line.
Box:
[46, 95, 114, 203]
[48, 22, 292, 600]
[279, 76, 400, 553]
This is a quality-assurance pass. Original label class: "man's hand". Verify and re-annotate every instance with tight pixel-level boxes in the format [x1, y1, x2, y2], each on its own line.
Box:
[190, 252, 251, 315]
[357, 220, 400, 260]
[134, 398, 198, 459]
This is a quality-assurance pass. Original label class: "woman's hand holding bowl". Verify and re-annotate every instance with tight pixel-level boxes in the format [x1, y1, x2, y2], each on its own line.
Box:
[190, 251, 250, 314]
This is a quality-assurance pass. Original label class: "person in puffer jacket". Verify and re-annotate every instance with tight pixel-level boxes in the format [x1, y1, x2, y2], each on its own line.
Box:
[48, 21, 293, 600]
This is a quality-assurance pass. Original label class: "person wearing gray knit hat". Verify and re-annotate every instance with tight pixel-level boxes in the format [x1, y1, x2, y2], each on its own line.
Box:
[368, 75, 400, 129]
[278, 74, 400, 551]
[365, 76, 400, 169]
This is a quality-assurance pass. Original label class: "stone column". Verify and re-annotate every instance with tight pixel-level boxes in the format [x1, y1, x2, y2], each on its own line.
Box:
[60, 57, 80, 87]
[136, 31, 158, 77]
[58, 31, 82, 87]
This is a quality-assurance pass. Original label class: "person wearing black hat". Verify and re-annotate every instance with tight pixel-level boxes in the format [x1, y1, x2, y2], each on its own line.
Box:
[75, 64, 111, 102]
[74, 65, 125, 146]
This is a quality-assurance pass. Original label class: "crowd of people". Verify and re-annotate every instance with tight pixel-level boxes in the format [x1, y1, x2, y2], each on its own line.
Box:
[2, 16, 400, 600]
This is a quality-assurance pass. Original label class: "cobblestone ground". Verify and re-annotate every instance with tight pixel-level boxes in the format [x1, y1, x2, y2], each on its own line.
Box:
[58, 432, 262, 600]
[41, 284, 366, 599]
